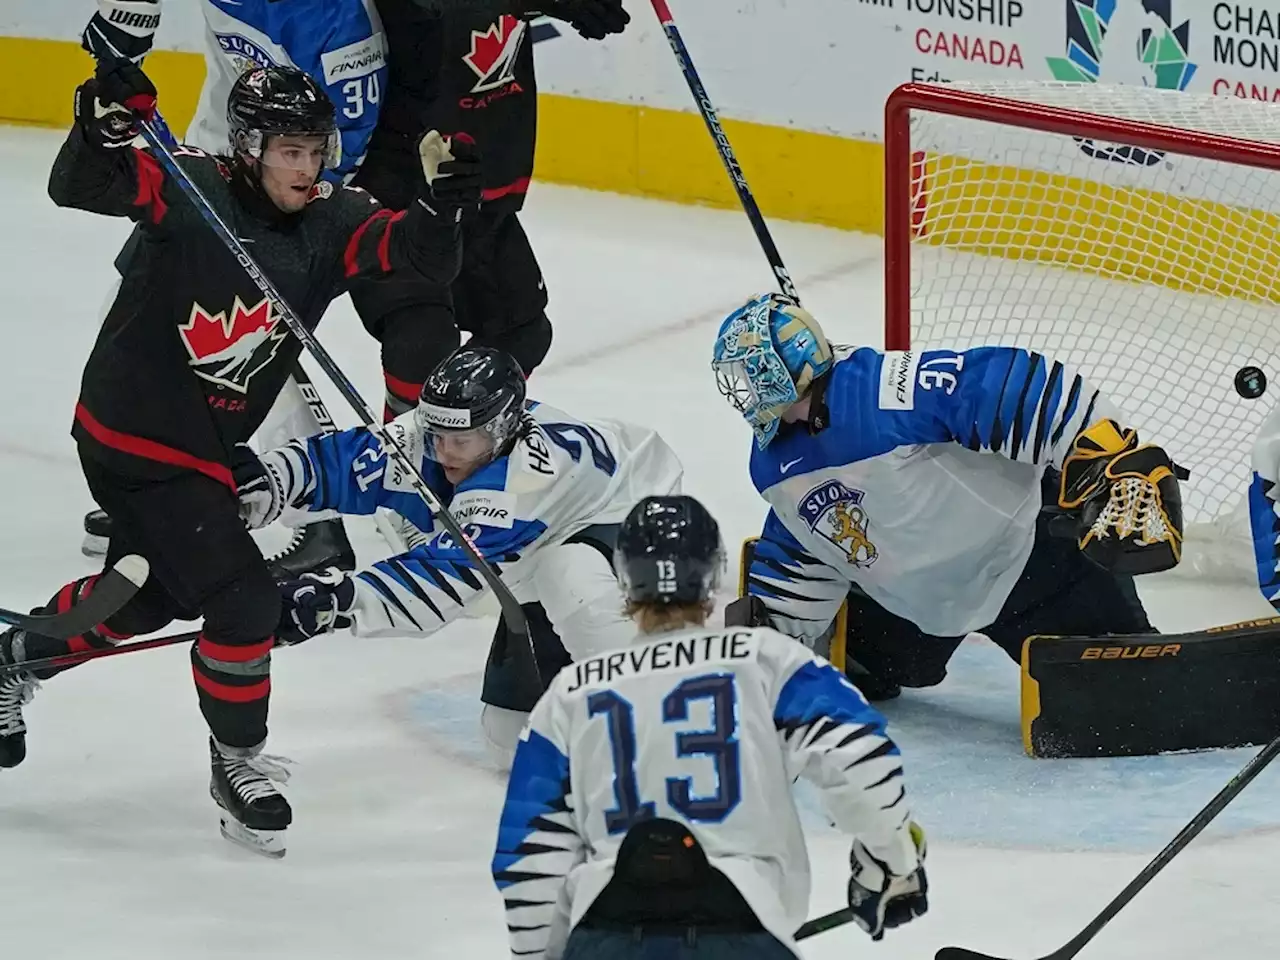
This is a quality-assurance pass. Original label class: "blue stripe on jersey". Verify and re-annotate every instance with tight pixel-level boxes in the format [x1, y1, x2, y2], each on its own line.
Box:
[774, 660, 896, 740]
[492, 729, 572, 889]
[1249, 473, 1280, 606]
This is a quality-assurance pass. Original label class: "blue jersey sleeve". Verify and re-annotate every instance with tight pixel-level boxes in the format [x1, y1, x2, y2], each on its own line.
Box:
[746, 510, 849, 642]
[828, 346, 1118, 470]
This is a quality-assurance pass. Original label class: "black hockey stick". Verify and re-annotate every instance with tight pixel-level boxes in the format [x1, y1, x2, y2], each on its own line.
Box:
[0, 555, 148, 642]
[0, 625, 197, 681]
[133, 122, 534, 671]
[647, 0, 798, 303]
[795, 906, 854, 941]
[936, 732, 1280, 960]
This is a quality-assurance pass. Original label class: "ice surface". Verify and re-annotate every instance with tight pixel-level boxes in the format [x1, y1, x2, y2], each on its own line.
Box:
[3, 125, 1280, 960]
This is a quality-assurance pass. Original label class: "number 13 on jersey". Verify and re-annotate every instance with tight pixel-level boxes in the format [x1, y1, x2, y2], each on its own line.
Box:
[587, 673, 741, 835]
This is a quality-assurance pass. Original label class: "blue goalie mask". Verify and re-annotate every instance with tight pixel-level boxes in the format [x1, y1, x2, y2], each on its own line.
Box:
[711, 293, 834, 449]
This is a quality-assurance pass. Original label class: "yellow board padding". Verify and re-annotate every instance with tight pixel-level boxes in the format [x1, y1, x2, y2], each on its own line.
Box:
[0, 37, 207, 133]
[0, 35, 886, 234]
[917, 151, 1280, 306]
[1020, 634, 1046, 757]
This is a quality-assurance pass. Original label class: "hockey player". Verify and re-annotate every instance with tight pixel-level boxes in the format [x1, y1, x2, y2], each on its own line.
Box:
[232, 345, 683, 763]
[0, 59, 479, 856]
[491, 495, 928, 960]
[713, 293, 1183, 700]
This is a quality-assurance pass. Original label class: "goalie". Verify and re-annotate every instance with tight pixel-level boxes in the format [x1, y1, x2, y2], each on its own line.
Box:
[712, 293, 1183, 701]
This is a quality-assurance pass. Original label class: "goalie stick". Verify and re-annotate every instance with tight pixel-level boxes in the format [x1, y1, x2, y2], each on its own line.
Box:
[936, 732, 1280, 960]
[0, 555, 148, 642]
[795, 905, 855, 941]
[131, 117, 541, 702]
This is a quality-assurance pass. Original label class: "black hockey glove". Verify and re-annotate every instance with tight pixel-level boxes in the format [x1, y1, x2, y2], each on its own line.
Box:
[417, 131, 482, 221]
[847, 823, 929, 941]
[277, 569, 357, 645]
[1059, 419, 1184, 575]
[529, 0, 629, 40]
[75, 59, 157, 151]
[81, 0, 161, 65]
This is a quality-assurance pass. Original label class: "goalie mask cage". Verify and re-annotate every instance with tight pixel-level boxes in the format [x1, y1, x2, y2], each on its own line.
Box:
[883, 80, 1280, 566]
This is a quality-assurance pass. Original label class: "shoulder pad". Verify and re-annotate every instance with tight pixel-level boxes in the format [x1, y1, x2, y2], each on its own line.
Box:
[342, 184, 379, 205]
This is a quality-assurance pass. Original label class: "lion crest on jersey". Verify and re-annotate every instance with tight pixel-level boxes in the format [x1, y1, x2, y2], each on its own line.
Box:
[798, 480, 878, 568]
[178, 296, 289, 393]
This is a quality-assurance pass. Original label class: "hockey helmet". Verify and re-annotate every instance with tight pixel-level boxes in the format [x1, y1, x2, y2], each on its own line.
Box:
[227, 66, 340, 172]
[711, 293, 833, 449]
[615, 495, 725, 607]
[417, 347, 527, 477]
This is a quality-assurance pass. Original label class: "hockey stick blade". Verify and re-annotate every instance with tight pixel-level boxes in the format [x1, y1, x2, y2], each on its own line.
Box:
[933, 733, 1280, 960]
[794, 906, 854, 941]
[0, 555, 148, 640]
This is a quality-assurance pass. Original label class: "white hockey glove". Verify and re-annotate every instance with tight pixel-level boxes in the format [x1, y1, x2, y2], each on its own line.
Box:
[231, 442, 311, 530]
[81, 0, 161, 65]
[277, 568, 356, 645]
[847, 822, 929, 941]
[1059, 420, 1183, 575]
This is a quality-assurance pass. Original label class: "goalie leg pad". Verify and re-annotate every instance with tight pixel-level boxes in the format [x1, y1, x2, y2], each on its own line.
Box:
[1021, 617, 1280, 757]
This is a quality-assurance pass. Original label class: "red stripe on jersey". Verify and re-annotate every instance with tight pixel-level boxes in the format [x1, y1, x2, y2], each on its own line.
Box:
[75, 404, 235, 490]
[376, 210, 407, 274]
[192, 668, 271, 703]
[343, 208, 395, 278]
[132, 148, 169, 225]
[482, 177, 530, 203]
[197, 635, 274, 664]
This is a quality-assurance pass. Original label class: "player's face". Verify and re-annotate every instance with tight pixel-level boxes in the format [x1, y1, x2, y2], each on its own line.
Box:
[431, 429, 496, 484]
[258, 135, 327, 212]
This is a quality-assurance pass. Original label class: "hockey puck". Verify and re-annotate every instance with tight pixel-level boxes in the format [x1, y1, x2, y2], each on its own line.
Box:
[1235, 365, 1267, 399]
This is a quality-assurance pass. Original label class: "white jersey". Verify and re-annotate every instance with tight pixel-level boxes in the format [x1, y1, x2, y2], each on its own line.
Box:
[491, 625, 918, 960]
[275, 401, 683, 641]
[747, 345, 1120, 639]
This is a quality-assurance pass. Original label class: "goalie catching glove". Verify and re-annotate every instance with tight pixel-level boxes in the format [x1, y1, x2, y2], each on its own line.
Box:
[847, 821, 929, 941]
[1059, 419, 1183, 575]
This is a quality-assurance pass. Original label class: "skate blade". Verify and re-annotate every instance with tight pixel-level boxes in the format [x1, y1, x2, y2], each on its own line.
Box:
[218, 813, 287, 859]
[81, 533, 108, 559]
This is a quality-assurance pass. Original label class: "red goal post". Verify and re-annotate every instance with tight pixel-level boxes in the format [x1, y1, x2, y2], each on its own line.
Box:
[881, 80, 1280, 547]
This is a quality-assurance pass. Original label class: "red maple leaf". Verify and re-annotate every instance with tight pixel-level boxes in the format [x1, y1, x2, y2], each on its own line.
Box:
[179, 297, 276, 362]
[464, 15, 521, 82]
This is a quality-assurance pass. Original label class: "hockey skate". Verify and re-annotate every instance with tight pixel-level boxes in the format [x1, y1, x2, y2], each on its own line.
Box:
[209, 738, 293, 858]
[266, 518, 356, 579]
[81, 508, 112, 559]
[0, 629, 40, 768]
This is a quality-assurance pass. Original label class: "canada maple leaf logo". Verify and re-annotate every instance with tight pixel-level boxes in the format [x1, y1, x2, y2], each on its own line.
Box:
[463, 15, 527, 93]
[178, 296, 289, 394]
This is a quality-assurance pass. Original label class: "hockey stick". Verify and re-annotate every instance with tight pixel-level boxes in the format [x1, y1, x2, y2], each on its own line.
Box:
[795, 906, 854, 941]
[0, 625, 198, 681]
[286, 361, 412, 557]
[0, 555, 148, 641]
[132, 122, 534, 667]
[936, 733, 1280, 960]
[647, 0, 798, 302]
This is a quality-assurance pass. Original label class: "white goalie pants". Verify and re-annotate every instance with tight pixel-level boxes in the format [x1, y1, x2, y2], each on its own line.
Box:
[481, 540, 636, 770]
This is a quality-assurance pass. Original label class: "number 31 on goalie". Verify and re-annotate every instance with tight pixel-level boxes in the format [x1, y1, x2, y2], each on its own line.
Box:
[919, 353, 963, 394]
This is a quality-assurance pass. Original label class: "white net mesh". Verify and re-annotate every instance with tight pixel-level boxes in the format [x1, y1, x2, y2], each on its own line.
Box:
[902, 80, 1280, 574]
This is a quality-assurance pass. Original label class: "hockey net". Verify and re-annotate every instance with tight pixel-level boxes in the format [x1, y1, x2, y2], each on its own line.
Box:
[885, 80, 1280, 580]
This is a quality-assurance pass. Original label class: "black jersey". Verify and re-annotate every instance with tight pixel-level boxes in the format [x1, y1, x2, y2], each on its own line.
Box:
[369, 0, 536, 211]
[47, 126, 462, 488]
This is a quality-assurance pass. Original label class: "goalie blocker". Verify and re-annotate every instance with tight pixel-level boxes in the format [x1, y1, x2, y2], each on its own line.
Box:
[1022, 617, 1280, 758]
